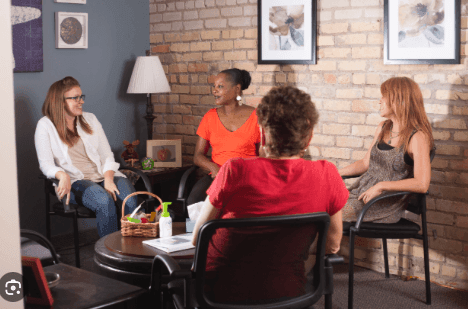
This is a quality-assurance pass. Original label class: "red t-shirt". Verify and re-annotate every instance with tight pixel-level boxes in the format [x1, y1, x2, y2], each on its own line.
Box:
[196, 108, 261, 167]
[204, 157, 349, 302]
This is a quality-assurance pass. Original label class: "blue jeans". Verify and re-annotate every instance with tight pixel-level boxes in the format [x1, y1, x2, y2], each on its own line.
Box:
[69, 176, 137, 238]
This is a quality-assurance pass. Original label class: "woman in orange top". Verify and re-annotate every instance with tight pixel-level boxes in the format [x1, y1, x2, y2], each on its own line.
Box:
[187, 69, 261, 205]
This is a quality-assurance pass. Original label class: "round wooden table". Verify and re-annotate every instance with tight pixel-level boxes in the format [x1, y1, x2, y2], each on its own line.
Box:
[94, 222, 195, 288]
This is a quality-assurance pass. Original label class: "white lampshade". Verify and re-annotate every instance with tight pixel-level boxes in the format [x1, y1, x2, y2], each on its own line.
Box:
[127, 56, 171, 94]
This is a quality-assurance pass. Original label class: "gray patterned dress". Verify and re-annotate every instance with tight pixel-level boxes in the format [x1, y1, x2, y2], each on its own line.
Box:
[342, 130, 417, 224]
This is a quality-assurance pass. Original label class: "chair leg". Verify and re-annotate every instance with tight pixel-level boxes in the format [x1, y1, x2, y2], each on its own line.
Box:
[422, 225, 431, 304]
[46, 214, 51, 241]
[348, 231, 356, 309]
[382, 238, 390, 278]
[45, 191, 51, 241]
[73, 212, 81, 268]
[325, 294, 332, 309]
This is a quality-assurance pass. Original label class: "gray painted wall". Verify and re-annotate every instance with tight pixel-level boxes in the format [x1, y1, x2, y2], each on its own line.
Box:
[14, 0, 150, 236]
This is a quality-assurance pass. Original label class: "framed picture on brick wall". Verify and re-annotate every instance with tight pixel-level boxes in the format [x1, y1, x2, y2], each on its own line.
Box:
[258, 0, 317, 65]
[384, 0, 460, 64]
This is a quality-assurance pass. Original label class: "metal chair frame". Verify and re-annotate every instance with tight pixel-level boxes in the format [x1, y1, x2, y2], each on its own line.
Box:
[343, 147, 436, 309]
[150, 213, 344, 309]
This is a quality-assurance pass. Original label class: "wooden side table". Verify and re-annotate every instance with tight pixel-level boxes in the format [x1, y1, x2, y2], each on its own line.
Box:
[26, 263, 145, 309]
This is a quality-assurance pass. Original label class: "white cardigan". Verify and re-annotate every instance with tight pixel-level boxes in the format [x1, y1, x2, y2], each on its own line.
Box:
[34, 112, 125, 184]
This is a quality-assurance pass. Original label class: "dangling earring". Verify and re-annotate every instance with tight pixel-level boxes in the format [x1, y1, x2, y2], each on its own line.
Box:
[236, 95, 242, 105]
[260, 127, 266, 146]
[260, 127, 267, 157]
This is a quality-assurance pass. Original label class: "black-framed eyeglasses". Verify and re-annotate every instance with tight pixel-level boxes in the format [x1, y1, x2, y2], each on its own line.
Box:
[64, 95, 85, 102]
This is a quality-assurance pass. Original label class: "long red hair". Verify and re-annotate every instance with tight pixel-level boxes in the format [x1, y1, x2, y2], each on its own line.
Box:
[379, 77, 434, 151]
[42, 76, 93, 147]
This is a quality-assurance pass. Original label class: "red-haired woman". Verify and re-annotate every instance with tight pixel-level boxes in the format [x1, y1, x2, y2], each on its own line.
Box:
[35, 76, 138, 237]
[339, 77, 434, 223]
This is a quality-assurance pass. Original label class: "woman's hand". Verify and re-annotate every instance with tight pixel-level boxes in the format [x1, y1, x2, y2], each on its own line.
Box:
[210, 166, 220, 179]
[104, 179, 120, 201]
[358, 183, 383, 204]
[55, 171, 71, 205]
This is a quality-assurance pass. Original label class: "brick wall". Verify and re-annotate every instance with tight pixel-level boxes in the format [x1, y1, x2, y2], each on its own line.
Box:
[149, 0, 468, 290]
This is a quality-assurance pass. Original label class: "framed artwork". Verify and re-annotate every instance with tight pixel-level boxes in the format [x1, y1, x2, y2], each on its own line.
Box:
[55, 12, 88, 49]
[11, 0, 43, 72]
[21, 257, 54, 306]
[54, 0, 86, 3]
[147, 140, 182, 168]
[258, 0, 317, 64]
[384, 0, 460, 64]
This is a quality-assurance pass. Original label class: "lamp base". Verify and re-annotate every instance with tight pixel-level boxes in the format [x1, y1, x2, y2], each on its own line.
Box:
[145, 93, 154, 140]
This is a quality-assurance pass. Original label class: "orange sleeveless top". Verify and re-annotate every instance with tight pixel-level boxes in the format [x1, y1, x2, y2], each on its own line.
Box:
[196, 108, 261, 167]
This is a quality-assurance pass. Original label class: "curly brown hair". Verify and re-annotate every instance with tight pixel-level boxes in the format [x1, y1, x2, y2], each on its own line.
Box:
[256, 86, 319, 157]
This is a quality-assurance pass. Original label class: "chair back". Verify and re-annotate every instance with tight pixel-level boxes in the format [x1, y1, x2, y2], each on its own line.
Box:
[406, 146, 436, 216]
[192, 212, 330, 309]
[20, 229, 60, 265]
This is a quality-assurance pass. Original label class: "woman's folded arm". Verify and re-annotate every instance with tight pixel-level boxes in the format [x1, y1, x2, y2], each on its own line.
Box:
[193, 136, 220, 177]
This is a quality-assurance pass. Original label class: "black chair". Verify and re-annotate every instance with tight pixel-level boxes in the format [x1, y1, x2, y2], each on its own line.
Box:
[40, 165, 155, 268]
[343, 147, 436, 309]
[177, 165, 199, 218]
[20, 229, 60, 266]
[150, 213, 344, 309]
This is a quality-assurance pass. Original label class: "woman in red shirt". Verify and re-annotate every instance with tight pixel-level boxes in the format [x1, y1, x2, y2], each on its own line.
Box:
[191, 86, 348, 303]
[187, 68, 261, 205]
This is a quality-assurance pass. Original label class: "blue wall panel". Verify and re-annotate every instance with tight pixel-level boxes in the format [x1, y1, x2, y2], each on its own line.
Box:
[14, 0, 150, 235]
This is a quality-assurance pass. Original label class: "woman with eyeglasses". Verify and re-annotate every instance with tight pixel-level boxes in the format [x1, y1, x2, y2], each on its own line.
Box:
[34, 76, 138, 238]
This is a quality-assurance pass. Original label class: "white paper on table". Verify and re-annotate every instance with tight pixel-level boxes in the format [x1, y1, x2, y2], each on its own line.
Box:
[187, 201, 204, 221]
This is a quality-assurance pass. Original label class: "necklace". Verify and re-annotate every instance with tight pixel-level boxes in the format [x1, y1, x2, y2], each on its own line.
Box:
[388, 124, 400, 145]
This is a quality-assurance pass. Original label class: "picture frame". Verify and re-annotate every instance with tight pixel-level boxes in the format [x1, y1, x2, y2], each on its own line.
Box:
[21, 256, 54, 306]
[54, 0, 86, 4]
[55, 12, 88, 49]
[258, 0, 317, 65]
[147, 140, 182, 168]
[384, 0, 460, 64]
[11, 0, 43, 73]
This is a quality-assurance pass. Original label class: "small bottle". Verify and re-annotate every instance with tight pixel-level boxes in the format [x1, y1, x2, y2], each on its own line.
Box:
[159, 202, 172, 238]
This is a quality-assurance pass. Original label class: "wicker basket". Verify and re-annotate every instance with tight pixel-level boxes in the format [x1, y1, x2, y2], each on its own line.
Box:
[121, 191, 163, 237]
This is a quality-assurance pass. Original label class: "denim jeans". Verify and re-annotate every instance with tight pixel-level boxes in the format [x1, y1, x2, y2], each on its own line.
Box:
[69, 176, 137, 238]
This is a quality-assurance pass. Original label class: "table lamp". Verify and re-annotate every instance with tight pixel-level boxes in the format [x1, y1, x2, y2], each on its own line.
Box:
[127, 56, 171, 140]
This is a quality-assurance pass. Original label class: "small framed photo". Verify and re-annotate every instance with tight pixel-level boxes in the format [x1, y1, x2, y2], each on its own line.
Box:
[55, 12, 88, 49]
[147, 140, 182, 168]
[21, 257, 54, 306]
[258, 0, 317, 65]
[54, 0, 86, 4]
[384, 0, 460, 64]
